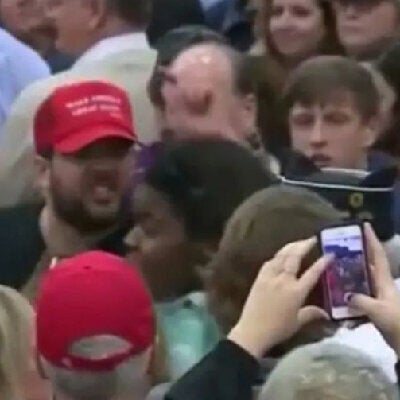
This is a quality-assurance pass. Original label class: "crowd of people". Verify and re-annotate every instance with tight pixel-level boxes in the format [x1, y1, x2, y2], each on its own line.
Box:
[1, 0, 400, 399]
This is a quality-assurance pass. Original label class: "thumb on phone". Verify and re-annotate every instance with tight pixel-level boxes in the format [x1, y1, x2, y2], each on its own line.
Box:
[348, 293, 377, 317]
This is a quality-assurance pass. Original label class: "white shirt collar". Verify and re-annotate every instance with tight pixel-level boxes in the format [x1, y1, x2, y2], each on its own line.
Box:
[74, 32, 149, 68]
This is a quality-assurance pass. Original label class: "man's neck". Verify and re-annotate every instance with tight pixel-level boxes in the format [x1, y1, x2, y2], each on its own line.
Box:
[91, 18, 142, 47]
[39, 205, 109, 258]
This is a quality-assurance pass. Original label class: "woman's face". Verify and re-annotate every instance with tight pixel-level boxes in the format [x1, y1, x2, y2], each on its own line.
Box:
[125, 184, 202, 302]
[268, 0, 326, 62]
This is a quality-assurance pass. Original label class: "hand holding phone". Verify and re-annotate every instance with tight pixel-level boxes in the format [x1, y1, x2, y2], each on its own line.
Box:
[319, 223, 373, 320]
[348, 224, 400, 355]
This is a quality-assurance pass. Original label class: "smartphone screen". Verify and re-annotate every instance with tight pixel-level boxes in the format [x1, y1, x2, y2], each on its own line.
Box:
[320, 224, 371, 320]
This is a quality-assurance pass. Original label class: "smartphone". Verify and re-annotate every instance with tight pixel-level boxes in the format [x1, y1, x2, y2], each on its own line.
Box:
[319, 224, 372, 320]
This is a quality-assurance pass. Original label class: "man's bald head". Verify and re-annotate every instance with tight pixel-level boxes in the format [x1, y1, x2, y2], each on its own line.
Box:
[159, 43, 257, 142]
[170, 42, 255, 96]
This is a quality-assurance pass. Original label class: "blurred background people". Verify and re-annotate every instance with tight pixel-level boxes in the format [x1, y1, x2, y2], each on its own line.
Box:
[332, 0, 400, 61]
[0, 27, 49, 136]
[258, 0, 343, 90]
[0, 0, 74, 72]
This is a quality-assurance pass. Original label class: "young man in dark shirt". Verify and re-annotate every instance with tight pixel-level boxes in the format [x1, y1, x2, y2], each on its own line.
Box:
[0, 80, 136, 298]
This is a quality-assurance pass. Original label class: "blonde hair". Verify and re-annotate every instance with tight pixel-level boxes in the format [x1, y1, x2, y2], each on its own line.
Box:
[0, 285, 33, 400]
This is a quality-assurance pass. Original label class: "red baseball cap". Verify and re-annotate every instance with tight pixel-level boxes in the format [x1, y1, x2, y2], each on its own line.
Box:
[34, 81, 137, 155]
[36, 251, 155, 371]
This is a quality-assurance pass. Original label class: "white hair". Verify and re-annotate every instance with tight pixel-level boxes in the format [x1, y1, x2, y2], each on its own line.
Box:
[259, 342, 398, 400]
[42, 336, 151, 400]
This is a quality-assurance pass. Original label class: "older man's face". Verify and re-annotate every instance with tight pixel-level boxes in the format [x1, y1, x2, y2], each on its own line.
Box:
[0, 0, 45, 40]
[42, 0, 96, 55]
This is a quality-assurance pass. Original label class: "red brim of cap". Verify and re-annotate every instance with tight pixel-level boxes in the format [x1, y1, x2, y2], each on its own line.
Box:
[55, 123, 136, 154]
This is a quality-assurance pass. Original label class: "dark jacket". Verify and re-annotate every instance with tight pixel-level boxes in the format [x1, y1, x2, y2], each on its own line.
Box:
[166, 340, 259, 400]
[166, 339, 400, 400]
[0, 204, 129, 290]
[368, 151, 400, 234]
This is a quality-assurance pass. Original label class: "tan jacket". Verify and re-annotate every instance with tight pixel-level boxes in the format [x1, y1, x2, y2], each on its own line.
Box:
[0, 48, 157, 207]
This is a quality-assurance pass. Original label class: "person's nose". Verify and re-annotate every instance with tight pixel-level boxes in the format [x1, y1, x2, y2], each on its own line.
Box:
[309, 119, 326, 147]
[276, 9, 294, 28]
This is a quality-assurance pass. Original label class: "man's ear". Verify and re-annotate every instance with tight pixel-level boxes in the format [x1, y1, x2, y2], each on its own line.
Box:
[34, 155, 51, 199]
[239, 93, 257, 134]
[363, 116, 379, 149]
[86, 0, 108, 30]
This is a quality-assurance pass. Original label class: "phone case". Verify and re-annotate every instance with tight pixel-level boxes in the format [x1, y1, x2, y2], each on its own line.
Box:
[318, 222, 374, 321]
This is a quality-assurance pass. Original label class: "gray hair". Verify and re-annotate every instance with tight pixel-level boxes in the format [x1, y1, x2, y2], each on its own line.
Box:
[43, 336, 151, 400]
[259, 342, 398, 400]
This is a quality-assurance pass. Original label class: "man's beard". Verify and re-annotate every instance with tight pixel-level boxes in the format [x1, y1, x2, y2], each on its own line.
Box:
[50, 180, 124, 235]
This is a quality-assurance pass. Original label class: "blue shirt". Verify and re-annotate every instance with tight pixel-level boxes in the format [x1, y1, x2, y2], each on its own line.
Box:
[0, 29, 50, 136]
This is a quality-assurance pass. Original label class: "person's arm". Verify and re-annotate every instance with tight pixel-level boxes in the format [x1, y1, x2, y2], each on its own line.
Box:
[348, 224, 400, 387]
[166, 238, 331, 400]
[165, 339, 258, 400]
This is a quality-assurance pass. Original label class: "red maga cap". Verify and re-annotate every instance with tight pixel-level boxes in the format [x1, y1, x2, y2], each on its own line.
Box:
[36, 251, 154, 371]
[34, 81, 136, 155]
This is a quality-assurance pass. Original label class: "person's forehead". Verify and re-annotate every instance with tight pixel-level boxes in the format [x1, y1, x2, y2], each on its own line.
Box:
[290, 89, 361, 112]
[55, 137, 132, 159]
[133, 184, 175, 217]
[171, 45, 234, 86]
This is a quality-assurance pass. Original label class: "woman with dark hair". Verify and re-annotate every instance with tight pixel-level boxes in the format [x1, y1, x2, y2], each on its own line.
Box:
[260, 0, 343, 86]
[125, 138, 276, 379]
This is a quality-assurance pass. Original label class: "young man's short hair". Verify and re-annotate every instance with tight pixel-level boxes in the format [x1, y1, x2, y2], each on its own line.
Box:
[282, 56, 380, 121]
[205, 185, 343, 352]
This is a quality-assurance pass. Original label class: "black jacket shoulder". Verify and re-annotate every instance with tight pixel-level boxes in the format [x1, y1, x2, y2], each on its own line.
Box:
[0, 204, 44, 289]
[166, 340, 259, 400]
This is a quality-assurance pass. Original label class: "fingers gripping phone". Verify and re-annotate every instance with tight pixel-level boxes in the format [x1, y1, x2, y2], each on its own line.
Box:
[319, 224, 373, 320]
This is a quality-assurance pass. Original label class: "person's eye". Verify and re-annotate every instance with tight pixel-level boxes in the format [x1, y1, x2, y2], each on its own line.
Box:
[271, 5, 284, 17]
[291, 114, 314, 127]
[325, 113, 350, 124]
[292, 6, 312, 17]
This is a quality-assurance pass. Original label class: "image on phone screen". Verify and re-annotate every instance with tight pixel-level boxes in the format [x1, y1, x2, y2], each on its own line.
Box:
[320, 225, 371, 319]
